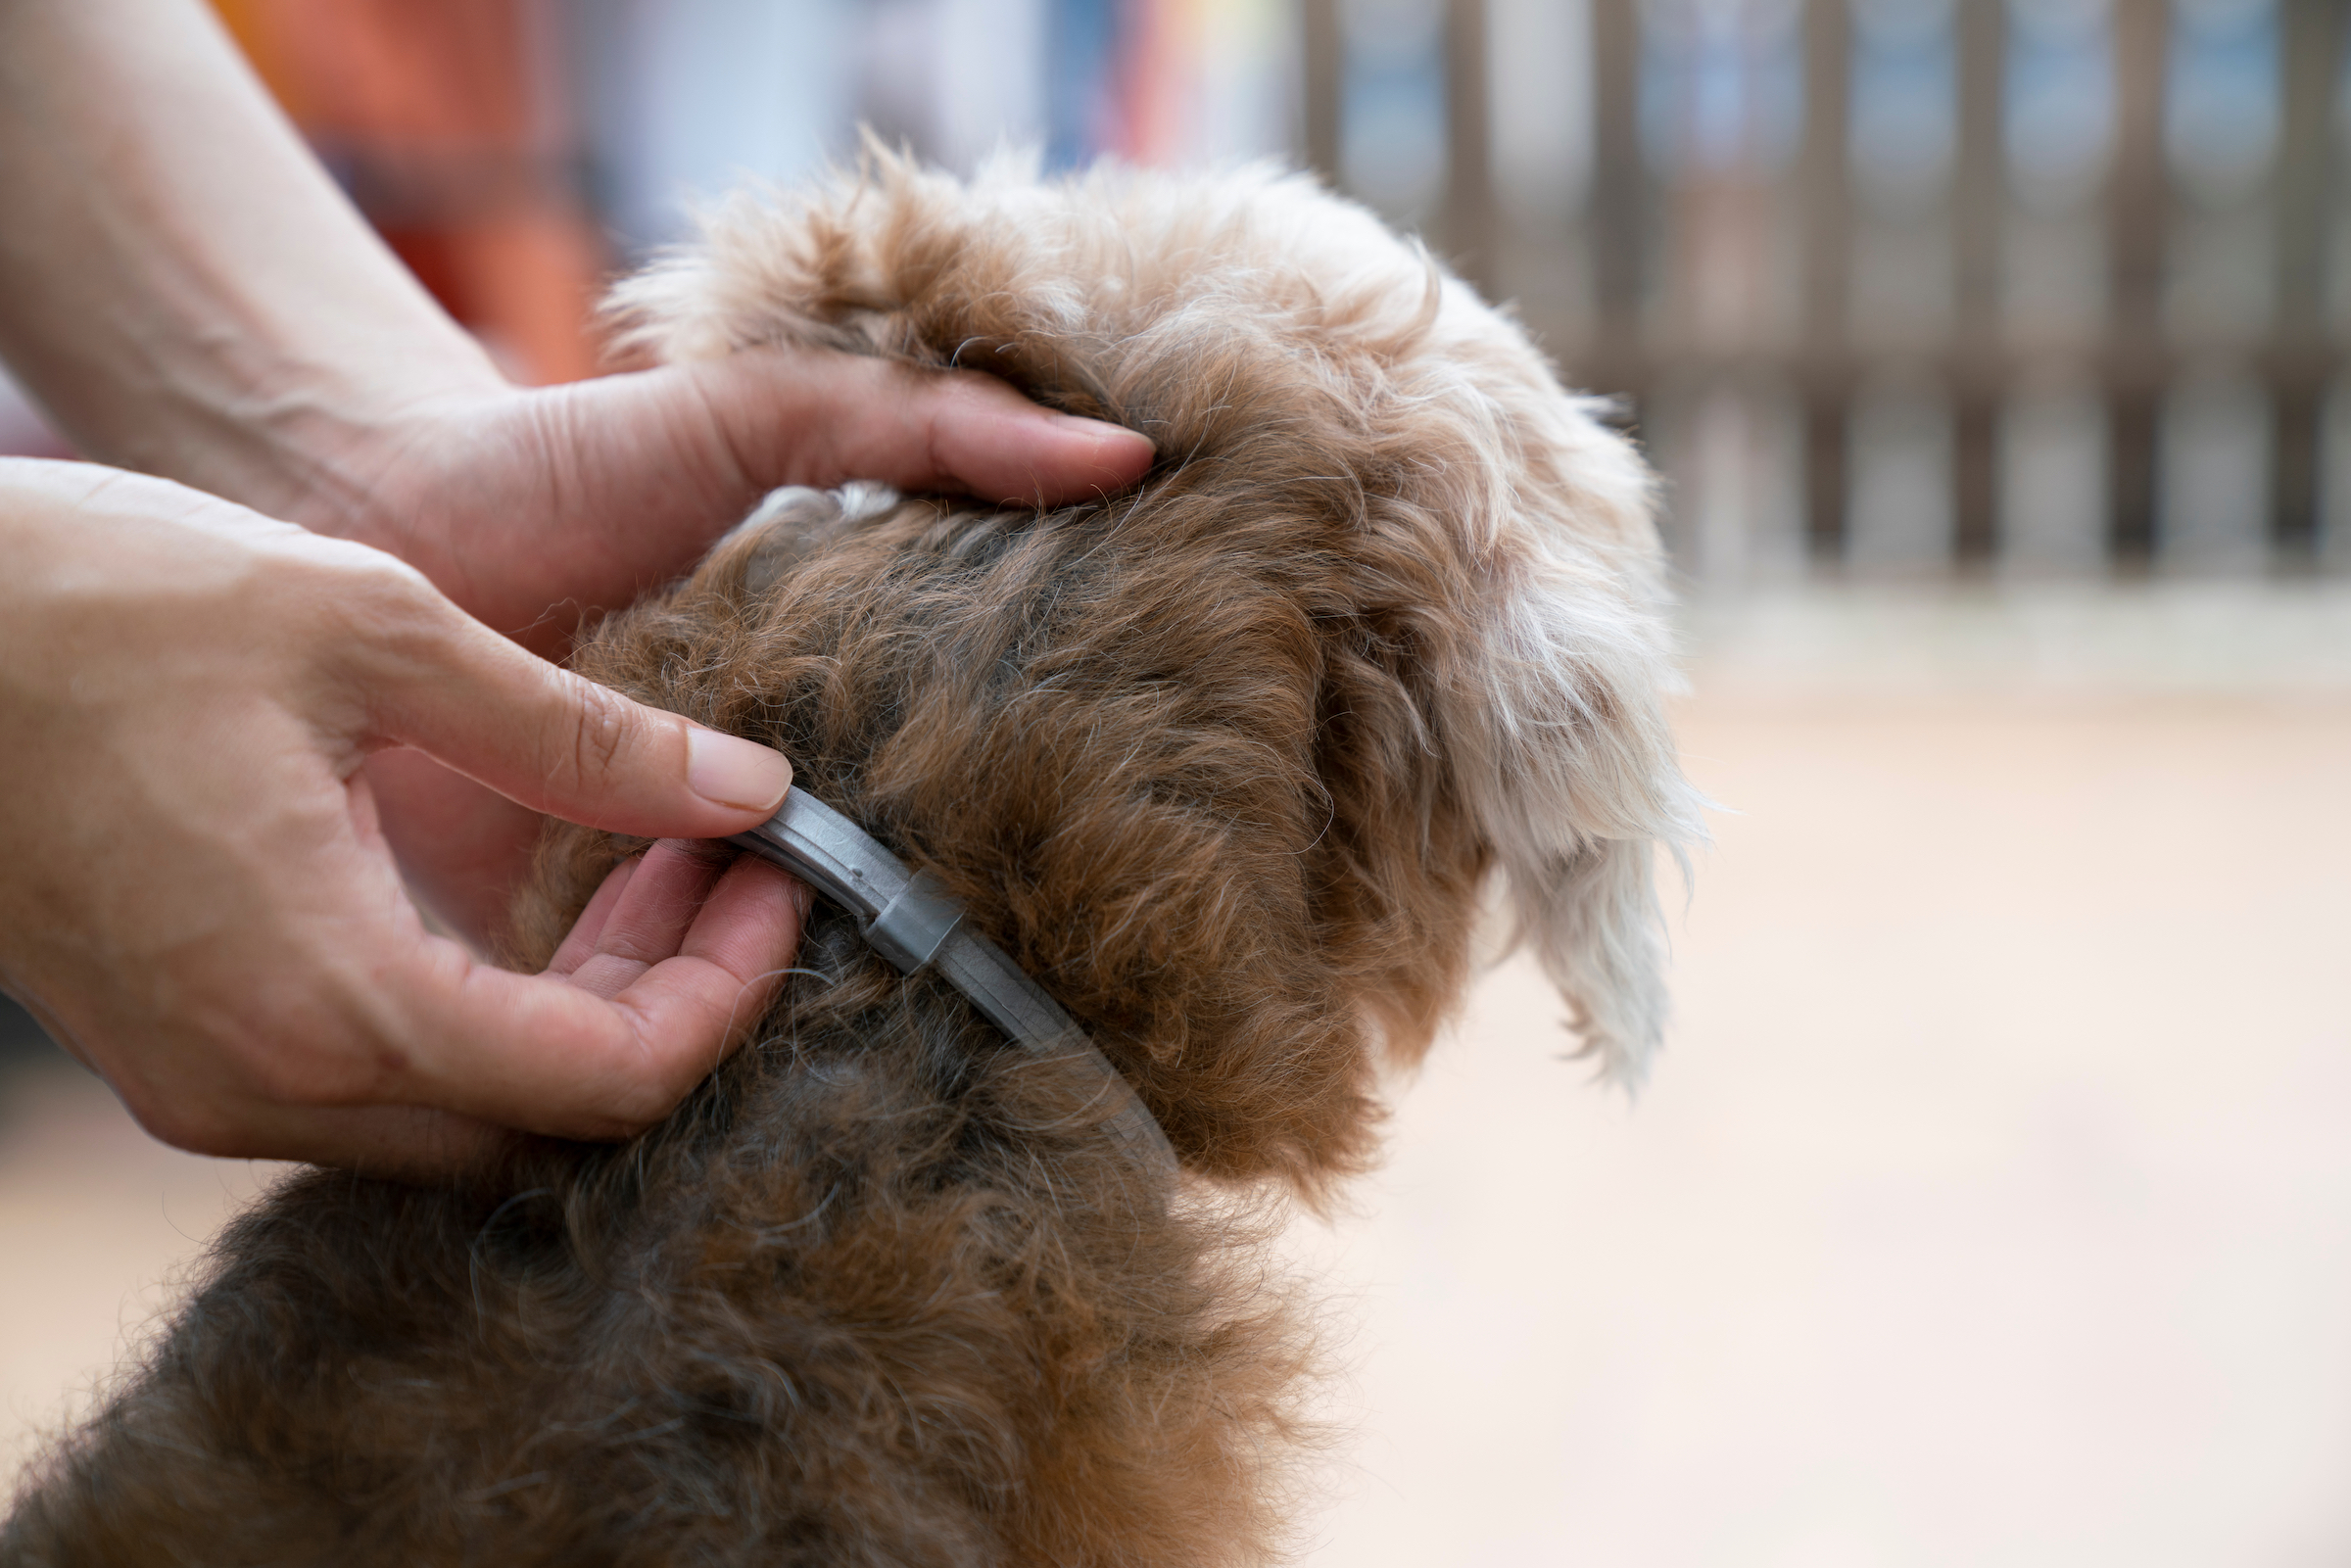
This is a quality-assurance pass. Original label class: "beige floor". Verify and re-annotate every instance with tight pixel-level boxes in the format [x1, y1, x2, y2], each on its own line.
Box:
[1296, 685, 2351, 1567]
[7, 586, 2351, 1564]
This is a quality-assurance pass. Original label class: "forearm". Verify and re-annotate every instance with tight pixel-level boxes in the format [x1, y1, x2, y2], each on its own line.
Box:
[0, 0, 502, 518]
[0, 10, 1157, 645]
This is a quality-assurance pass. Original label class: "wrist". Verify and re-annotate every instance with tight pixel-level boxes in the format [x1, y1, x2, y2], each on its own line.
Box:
[196, 339, 510, 522]
[228, 355, 517, 569]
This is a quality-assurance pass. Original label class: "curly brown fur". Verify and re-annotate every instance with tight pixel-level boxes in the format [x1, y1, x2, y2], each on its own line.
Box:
[5, 153, 1700, 1566]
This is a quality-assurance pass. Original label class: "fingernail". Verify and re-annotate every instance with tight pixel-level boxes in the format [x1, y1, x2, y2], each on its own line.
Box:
[686, 728, 792, 814]
[1056, 412, 1153, 452]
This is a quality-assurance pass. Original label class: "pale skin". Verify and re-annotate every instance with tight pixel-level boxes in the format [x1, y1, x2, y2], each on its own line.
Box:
[0, 0, 1155, 1175]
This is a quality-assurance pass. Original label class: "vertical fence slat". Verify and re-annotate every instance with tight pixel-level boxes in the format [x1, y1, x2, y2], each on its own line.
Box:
[1301, 0, 1343, 191]
[2107, 0, 2171, 565]
[2272, 0, 2343, 561]
[1588, 0, 1645, 400]
[1801, 0, 1853, 562]
[1441, 0, 1498, 296]
[1494, 0, 2325, 583]
[1953, 0, 2008, 565]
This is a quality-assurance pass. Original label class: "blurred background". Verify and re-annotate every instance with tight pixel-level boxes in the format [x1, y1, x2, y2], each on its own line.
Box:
[5, 1, 2351, 1563]
[7, 0, 2344, 583]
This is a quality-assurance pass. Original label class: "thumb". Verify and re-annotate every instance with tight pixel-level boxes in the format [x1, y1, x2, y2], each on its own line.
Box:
[351, 580, 791, 837]
[680, 348, 1158, 508]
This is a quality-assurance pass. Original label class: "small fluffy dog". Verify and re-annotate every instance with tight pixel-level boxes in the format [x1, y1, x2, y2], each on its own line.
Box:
[6, 154, 1701, 1566]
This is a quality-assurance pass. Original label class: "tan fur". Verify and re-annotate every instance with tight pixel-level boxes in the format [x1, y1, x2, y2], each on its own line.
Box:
[617, 153, 1703, 1079]
[4, 153, 1699, 1566]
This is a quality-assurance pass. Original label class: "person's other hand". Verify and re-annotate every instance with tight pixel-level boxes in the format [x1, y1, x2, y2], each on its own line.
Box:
[294, 346, 1157, 648]
[279, 347, 1157, 945]
[0, 459, 804, 1176]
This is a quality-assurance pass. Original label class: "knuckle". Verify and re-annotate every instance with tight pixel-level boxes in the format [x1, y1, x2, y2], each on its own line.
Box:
[279, 532, 429, 613]
[558, 680, 640, 795]
[603, 1019, 709, 1129]
[298, 553, 456, 685]
[343, 560, 449, 651]
[600, 1088, 671, 1137]
[610, 1067, 694, 1131]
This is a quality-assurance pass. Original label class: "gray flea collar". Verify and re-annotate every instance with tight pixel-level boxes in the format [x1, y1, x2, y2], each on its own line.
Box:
[730, 790, 1178, 1181]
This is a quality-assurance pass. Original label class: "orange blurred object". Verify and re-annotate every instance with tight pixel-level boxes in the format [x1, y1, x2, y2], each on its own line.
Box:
[213, 0, 608, 384]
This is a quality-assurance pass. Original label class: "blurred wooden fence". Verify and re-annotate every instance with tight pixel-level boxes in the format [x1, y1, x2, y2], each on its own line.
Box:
[1299, 0, 2349, 582]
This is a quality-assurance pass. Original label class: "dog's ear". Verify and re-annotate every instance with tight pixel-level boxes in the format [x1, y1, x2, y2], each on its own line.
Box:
[1423, 392, 1706, 1085]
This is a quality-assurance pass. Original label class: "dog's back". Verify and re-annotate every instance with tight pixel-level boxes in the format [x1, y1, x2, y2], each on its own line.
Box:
[4, 156, 1699, 1566]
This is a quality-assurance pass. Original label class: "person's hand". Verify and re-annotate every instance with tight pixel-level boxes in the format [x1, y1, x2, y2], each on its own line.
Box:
[286, 346, 1157, 648]
[270, 346, 1157, 945]
[0, 458, 805, 1176]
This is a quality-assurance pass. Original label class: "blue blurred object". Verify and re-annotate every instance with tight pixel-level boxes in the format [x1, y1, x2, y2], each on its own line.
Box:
[1046, 0, 1125, 169]
[567, 0, 857, 255]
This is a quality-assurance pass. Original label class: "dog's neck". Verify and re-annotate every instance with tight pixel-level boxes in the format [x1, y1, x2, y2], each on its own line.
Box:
[732, 786, 1178, 1180]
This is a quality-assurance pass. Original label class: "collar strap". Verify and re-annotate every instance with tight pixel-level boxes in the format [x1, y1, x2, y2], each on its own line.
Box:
[729, 789, 1178, 1182]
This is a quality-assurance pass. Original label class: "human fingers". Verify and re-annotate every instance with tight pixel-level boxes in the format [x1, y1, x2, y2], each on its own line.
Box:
[346, 574, 793, 839]
[0, 460, 802, 1166]
[334, 572, 808, 1136]
[360, 747, 548, 948]
[552, 839, 716, 998]
[674, 346, 1158, 508]
[552, 839, 805, 1007]
[390, 848, 803, 1136]
[107, 845, 802, 1163]
[544, 850, 644, 978]
[294, 345, 1155, 647]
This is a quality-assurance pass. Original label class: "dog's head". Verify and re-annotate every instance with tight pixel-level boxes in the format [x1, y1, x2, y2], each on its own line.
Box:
[523, 154, 1702, 1189]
